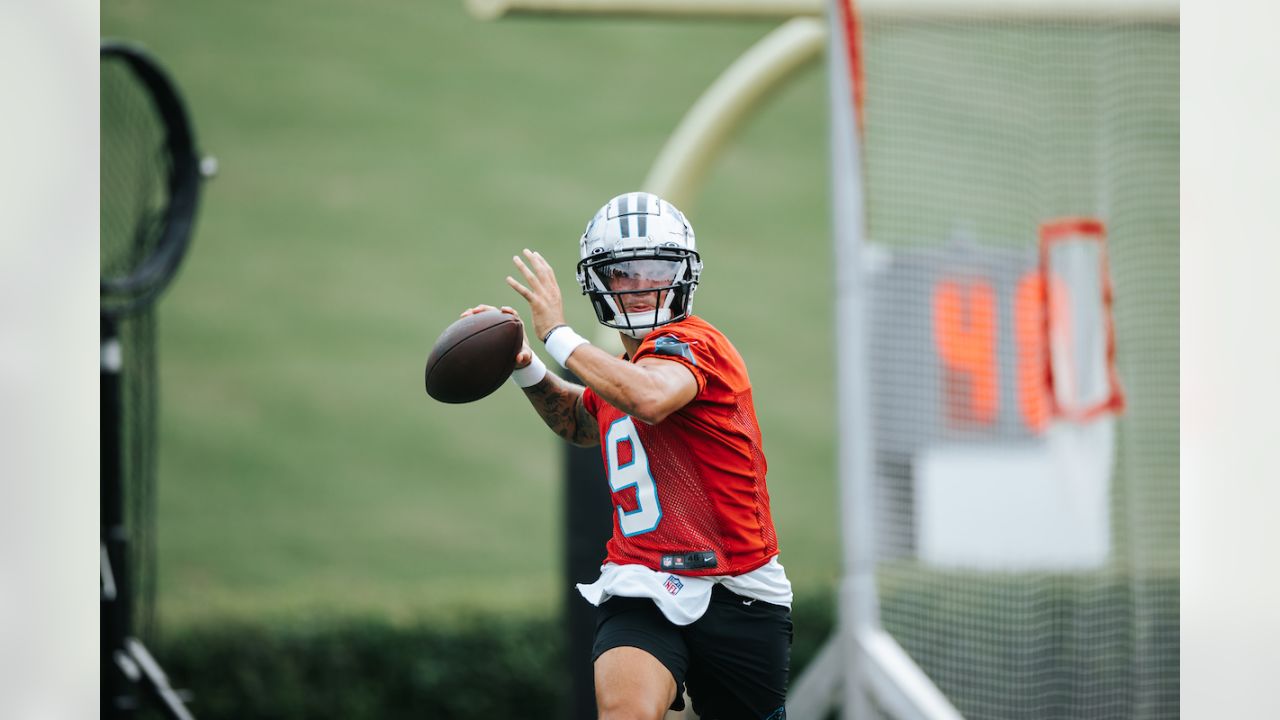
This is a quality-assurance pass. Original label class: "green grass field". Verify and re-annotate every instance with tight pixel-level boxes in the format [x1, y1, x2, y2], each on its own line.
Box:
[104, 0, 840, 627]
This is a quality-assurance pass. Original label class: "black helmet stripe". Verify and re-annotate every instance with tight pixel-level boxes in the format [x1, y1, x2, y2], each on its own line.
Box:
[618, 194, 630, 237]
[636, 192, 648, 237]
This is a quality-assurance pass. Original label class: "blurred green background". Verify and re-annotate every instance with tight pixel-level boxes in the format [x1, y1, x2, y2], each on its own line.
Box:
[102, 0, 838, 630]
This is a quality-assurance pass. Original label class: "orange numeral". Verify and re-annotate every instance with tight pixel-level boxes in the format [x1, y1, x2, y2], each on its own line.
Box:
[1014, 274, 1046, 432]
[933, 279, 999, 426]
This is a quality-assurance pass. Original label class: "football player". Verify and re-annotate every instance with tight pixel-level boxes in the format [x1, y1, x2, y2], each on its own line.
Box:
[463, 192, 791, 720]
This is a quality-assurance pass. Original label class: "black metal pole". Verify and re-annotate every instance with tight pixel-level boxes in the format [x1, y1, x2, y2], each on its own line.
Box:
[102, 314, 135, 718]
[562, 369, 615, 720]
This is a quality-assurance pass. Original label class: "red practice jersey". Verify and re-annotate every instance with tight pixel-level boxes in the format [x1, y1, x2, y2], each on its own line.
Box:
[582, 316, 780, 577]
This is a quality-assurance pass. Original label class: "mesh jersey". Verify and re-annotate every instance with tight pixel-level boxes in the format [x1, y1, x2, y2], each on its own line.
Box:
[582, 315, 780, 577]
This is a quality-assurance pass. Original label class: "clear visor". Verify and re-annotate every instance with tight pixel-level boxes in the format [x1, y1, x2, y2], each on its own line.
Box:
[598, 259, 682, 292]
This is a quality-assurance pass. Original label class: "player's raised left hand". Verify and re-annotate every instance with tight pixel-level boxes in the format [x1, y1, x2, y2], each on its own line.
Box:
[506, 248, 567, 341]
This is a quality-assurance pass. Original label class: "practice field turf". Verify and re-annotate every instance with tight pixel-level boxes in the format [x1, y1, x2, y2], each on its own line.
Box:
[104, 1, 840, 627]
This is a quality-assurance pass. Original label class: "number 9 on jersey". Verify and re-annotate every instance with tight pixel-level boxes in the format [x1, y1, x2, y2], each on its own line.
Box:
[606, 417, 662, 537]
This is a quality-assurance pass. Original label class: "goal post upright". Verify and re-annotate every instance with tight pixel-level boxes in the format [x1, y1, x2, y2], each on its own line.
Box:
[470, 7, 830, 719]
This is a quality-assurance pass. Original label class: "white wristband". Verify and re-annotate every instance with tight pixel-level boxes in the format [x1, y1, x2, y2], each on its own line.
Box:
[544, 326, 590, 368]
[510, 353, 548, 388]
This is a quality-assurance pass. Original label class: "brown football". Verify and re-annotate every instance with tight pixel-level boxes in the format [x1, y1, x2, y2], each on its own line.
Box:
[424, 310, 524, 403]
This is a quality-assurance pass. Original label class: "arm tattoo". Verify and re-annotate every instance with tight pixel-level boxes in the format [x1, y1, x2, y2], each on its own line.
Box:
[574, 394, 598, 446]
[523, 374, 599, 447]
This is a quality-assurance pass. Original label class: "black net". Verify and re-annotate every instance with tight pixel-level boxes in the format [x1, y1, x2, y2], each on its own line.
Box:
[119, 311, 159, 643]
[101, 50, 174, 644]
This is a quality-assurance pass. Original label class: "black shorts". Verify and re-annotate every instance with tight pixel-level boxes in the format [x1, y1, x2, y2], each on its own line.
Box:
[591, 584, 792, 719]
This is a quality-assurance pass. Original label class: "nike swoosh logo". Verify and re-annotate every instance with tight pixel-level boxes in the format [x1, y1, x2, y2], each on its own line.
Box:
[741, 599, 756, 606]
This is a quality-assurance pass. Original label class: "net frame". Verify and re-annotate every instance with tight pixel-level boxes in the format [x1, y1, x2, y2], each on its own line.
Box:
[100, 40, 202, 318]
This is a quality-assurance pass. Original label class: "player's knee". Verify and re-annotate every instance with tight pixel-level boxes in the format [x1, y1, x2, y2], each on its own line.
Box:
[595, 670, 671, 720]
[594, 636, 679, 719]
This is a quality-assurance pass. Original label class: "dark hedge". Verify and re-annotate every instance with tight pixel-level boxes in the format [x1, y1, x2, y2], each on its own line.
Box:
[138, 574, 1174, 719]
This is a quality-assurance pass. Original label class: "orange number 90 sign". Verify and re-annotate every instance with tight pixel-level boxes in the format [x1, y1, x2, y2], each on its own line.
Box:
[932, 273, 1062, 433]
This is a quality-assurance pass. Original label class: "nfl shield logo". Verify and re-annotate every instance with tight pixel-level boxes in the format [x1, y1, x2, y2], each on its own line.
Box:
[663, 575, 684, 595]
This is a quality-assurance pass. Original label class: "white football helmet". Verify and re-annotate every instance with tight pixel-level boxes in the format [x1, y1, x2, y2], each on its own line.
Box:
[576, 192, 703, 339]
